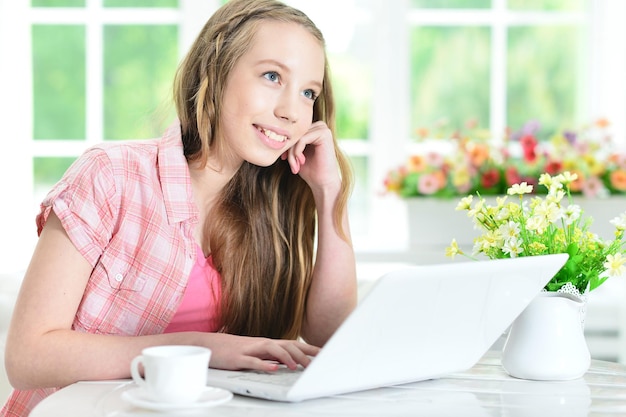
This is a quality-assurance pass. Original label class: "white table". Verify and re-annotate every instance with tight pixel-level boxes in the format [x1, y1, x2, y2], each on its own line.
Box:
[30, 351, 626, 417]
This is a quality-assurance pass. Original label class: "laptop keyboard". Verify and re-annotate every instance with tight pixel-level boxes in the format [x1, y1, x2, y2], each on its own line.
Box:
[232, 366, 304, 387]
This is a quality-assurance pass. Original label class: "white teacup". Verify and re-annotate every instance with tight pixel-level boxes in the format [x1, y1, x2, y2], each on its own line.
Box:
[130, 345, 211, 404]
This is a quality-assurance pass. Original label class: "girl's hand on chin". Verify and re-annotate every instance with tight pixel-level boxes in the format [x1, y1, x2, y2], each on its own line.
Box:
[207, 333, 320, 372]
[281, 121, 342, 193]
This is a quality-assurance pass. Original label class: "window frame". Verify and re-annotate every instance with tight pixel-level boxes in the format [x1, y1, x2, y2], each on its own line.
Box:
[0, 0, 624, 274]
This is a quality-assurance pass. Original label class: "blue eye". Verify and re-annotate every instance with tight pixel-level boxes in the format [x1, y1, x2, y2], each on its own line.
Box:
[303, 89, 318, 101]
[264, 71, 280, 83]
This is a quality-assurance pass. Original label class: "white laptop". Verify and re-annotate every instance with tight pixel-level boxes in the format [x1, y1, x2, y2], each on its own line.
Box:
[205, 253, 568, 402]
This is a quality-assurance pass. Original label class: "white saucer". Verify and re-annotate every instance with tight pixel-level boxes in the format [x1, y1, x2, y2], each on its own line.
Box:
[121, 387, 233, 411]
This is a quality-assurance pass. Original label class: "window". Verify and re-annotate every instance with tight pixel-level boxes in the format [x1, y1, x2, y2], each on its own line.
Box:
[0, 1, 624, 273]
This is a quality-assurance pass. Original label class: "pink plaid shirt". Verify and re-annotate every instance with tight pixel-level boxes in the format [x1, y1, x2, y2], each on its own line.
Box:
[1, 122, 200, 416]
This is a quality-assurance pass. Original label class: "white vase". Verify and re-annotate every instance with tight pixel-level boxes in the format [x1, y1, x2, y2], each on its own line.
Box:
[501, 291, 591, 380]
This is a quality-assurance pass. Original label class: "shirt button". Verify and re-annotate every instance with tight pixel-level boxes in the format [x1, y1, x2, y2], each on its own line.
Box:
[115, 273, 124, 282]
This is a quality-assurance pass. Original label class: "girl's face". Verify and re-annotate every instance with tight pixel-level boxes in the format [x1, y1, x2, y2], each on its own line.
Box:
[218, 21, 325, 169]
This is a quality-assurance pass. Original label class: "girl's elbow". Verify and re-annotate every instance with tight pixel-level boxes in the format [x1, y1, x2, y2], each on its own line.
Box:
[4, 339, 40, 390]
[5, 352, 30, 391]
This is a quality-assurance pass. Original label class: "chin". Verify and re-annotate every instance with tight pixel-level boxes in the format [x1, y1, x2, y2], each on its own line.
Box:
[245, 156, 283, 169]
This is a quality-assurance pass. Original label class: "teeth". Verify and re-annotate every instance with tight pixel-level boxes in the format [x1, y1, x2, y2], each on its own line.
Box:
[258, 127, 287, 142]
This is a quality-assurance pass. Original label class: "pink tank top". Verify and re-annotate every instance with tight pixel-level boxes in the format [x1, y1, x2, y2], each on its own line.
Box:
[164, 245, 222, 333]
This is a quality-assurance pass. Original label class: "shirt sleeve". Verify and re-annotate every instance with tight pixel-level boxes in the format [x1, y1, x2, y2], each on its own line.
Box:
[36, 147, 120, 267]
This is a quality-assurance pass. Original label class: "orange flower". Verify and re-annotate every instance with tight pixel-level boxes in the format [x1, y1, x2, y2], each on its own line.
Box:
[567, 169, 585, 192]
[433, 170, 447, 188]
[468, 143, 490, 167]
[595, 118, 610, 128]
[415, 127, 429, 139]
[610, 170, 626, 191]
[406, 155, 427, 172]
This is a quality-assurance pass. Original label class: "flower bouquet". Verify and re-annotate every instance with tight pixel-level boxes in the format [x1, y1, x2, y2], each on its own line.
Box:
[445, 172, 626, 297]
[383, 121, 507, 198]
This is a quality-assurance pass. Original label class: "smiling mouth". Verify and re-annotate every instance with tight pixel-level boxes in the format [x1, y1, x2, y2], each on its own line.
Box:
[256, 126, 288, 143]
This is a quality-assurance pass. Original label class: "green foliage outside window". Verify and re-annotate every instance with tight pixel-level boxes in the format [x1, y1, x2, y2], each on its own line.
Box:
[329, 55, 371, 140]
[103, 25, 178, 140]
[410, 26, 491, 135]
[33, 25, 86, 140]
[411, 0, 491, 9]
[31, 0, 85, 7]
[104, 0, 178, 7]
[507, 25, 579, 138]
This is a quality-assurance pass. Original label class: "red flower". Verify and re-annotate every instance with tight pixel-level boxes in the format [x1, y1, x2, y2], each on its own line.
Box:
[505, 166, 521, 186]
[480, 168, 501, 189]
[520, 134, 538, 162]
[544, 160, 563, 175]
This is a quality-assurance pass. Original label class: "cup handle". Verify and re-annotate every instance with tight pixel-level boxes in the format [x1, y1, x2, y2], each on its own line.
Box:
[130, 355, 146, 387]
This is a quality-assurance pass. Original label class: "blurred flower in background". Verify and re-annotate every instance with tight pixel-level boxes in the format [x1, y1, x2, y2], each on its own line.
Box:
[384, 118, 624, 199]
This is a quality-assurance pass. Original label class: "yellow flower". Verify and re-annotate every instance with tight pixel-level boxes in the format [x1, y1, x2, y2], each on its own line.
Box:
[455, 195, 474, 211]
[507, 182, 533, 195]
[445, 239, 461, 258]
[451, 169, 472, 189]
[546, 189, 565, 204]
[528, 241, 547, 254]
[557, 171, 579, 184]
[526, 215, 548, 234]
[538, 173, 557, 189]
[467, 199, 484, 218]
[604, 253, 626, 276]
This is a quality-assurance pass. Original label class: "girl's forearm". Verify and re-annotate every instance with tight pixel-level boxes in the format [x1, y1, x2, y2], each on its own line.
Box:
[303, 185, 357, 346]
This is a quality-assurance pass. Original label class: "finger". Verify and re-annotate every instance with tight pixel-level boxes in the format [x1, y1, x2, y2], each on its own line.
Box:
[286, 148, 300, 174]
[295, 341, 321, 357]
[238, 356, 281, 372]
[281, 343, 313, 368]
[250, 341, 299, 370]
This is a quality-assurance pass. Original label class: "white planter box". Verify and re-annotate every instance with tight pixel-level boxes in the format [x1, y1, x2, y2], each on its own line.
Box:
[406, 195, 626, 264]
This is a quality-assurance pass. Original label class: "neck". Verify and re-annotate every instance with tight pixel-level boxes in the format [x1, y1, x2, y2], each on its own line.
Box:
[188, 158, 240, 250]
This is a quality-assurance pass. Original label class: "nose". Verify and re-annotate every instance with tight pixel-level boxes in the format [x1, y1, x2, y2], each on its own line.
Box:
[274, 91, 298, 124]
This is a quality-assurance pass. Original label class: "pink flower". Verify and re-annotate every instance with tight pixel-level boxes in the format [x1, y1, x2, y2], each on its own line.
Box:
[418, 173, 443, 195]
[425, 151, 445, 168]
[582, 176, 604, 198]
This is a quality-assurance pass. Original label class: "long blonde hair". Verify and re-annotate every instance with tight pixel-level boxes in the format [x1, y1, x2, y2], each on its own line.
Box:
[173, 0, 353, 339]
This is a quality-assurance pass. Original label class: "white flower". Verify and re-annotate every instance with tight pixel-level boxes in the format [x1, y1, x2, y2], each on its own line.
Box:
[534, 201, 562, 224]
[502, 237, 524, 257]
[610, 212, 626, 231]
[563, 204, 582, 225]
[604, 253, 626, 276]
[495, 205, 511, 221]
[507, 182, 533, 195]
[498, 221, 521, 240]
[526, 215, 548, 234]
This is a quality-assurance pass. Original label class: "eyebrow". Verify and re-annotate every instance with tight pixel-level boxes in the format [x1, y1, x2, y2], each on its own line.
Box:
[257, 59, 323, 91]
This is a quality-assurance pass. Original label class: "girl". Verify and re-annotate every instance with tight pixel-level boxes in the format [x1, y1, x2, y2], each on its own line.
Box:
[2, 0, 356, 414]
